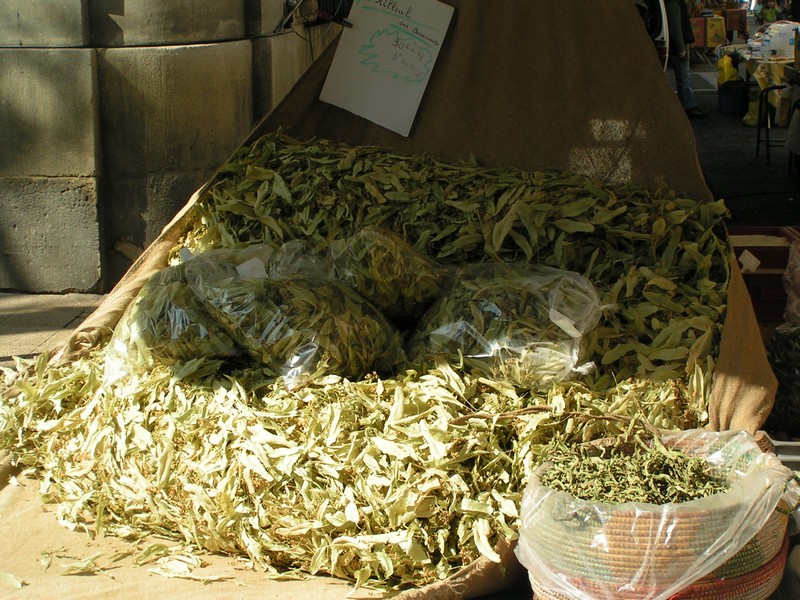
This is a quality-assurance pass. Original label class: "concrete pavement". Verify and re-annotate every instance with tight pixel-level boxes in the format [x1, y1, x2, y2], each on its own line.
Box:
[688, 59, 800, 227]
[0, 292, 105, 369]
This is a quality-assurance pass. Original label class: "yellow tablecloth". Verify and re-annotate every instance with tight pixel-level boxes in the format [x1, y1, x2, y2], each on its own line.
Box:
[738, 50, 796, 125]
[689, 15, 727, 48]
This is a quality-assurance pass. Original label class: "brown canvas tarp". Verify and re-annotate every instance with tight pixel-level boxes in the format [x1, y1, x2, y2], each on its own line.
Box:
[2, 1, 777, 598]
[63, 0, 776, 433]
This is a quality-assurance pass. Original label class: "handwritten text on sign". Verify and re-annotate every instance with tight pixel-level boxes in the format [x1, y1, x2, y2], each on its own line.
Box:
[320, 0, 454, 136]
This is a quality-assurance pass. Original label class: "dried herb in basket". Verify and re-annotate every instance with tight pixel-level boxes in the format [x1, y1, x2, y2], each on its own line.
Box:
[538, 435, 727, 505]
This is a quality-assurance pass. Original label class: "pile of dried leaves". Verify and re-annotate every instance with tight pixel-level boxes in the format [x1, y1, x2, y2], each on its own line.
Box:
[538, 435, 728, 505]
[0, 132, 730, 591]
[183, 132, 730, 386]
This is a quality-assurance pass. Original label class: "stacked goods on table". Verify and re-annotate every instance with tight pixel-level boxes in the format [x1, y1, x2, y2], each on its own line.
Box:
[2, 131, 790, 595]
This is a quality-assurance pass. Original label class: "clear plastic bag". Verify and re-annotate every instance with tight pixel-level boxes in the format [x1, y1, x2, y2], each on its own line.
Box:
[184, 244, 406, 387]
[326, 226, 453, 329]
[103, 261, 244, 385]
[405, 263, 604, 386]
[270, 239, 329, 279]
[514, 429, 800, 600]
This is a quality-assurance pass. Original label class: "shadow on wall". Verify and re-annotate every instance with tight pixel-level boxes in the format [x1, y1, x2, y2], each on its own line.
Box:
[89, 0, 125, 47]
[0, 50, 102, 292]
[0, 224, 31, 292]
[94, 40, 256, 288]
[0, 51, 96, 184]
[96, 56, 147, 287]
[0, 103, 27, 289]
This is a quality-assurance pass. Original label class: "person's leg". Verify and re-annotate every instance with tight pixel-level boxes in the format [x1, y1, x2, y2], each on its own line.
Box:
[668, 53, 707, 118]
[669, 53, 698, 111]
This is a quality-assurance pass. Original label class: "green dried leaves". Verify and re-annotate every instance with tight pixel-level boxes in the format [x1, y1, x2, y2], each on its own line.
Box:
[108, 262, 243, 369]
[201, 276, 405, 384]
[0, 132, 736, 593]
[0, 345, 711, 591]
[0, 571, 24, 590]
[406, 263, 604, 387]
[180, 132, 730, 388]
[538, 436, 727, 505]
[183, 248, 405, 386]
[328, 226, 453, 328]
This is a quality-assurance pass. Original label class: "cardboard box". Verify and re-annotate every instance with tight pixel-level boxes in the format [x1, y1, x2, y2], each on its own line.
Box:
[728, 226, 796, 323]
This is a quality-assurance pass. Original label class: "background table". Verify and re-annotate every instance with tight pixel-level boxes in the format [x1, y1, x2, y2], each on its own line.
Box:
[738, 50, 796, 125]
[690, 16, 727, 63]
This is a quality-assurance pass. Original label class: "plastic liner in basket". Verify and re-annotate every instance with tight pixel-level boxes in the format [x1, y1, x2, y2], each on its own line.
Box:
[183, 244, 406, 387]
[326, 226, 453, 329]
[514, 429, 800, 600]
[405, 263, 605, 386]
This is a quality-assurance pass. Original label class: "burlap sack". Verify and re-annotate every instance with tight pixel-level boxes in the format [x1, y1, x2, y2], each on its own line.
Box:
[31, 1, 776, 598]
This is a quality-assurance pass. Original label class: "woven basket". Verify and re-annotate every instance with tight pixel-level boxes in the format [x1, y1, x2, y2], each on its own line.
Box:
[529, 504, 788, 586]
[531, 531, 789, 600]
[521, 432, 795, 599]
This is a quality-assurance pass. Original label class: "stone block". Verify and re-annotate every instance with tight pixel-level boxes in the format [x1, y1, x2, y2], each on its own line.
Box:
[97, 41, 253, 176]
[0, 0, 89, 48]
[89, 0, 246, 47]
[245, 0, 288, 36]
[0, 48, 99, 177]
[0, 177, 101, 293]
[98, 40, 253, 286]
[101, 170, 218, 285]
[253, 23, 339, 118]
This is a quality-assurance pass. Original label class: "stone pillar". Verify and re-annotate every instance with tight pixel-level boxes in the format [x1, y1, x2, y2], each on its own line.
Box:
[0, 0, 89, 47]
[88, 0, 246, 47]
[98, 41, 254, 284]
[253, 15, 341, 118]
[0, 0, 338, 292]
[0, 2, 102, 292]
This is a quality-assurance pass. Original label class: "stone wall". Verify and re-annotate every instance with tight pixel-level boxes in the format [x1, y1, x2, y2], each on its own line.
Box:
[0, 0, 339, 291]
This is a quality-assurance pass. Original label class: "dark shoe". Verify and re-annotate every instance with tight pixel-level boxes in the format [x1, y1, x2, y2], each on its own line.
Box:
[686, 107, 709, 120]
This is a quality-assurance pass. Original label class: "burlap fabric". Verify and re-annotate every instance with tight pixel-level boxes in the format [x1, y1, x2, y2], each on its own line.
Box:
[15, 1, 776, 598]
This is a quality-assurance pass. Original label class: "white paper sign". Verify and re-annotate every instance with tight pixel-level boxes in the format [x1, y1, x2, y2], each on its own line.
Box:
[319, 0, 454, 136]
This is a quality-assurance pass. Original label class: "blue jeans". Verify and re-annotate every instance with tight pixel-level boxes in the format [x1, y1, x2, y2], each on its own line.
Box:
[668, 53, 698, 112]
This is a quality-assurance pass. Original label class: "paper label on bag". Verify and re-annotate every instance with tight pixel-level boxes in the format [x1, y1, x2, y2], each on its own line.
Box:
[319, 0, 454, 136]
[237, 257, 268, 279]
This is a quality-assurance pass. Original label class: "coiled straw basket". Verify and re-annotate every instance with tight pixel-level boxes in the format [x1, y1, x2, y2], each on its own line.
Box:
[531, 520, 789, 600]
[521, 431, 794, 600]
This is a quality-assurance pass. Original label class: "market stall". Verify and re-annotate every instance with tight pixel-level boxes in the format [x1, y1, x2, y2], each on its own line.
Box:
[688, 5, 741, 64]
[738, 53, 797, 126]
[0, 1, 796, 599]
[724, 6, 750, 39]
